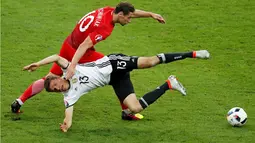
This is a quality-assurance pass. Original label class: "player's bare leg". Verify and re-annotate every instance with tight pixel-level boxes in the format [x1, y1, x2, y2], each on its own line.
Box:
[137, 50, 210, 69]
[11, 72, 59, 113]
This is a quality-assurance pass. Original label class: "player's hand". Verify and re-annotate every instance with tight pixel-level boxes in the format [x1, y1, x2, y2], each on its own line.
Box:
[151, 13, 165, 24]
[59, 122, 68, 132]
[23, 63, 40, 72]
[65, 63, 75, 80]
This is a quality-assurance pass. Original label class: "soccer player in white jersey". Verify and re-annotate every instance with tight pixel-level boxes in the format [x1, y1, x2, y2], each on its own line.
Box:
[23, 50, 210, 132]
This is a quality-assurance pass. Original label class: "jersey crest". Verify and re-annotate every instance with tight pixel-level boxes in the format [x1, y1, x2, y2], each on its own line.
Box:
[95, 34, 103, 42]
[71, 78, 78, 84]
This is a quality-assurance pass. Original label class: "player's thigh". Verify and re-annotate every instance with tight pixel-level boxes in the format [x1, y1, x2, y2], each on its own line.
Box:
[110, 72, 135, 102]
[108, 53, 139, 72]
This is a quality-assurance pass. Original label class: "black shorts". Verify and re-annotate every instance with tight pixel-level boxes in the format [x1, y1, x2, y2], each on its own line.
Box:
[108, 53, 139, 102]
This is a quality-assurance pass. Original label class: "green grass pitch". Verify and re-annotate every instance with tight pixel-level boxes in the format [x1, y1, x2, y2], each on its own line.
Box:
[1, 0, 255, 142]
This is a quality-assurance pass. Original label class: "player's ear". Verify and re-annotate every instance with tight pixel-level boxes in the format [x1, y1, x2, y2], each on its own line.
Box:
[118, 11, 124, 17]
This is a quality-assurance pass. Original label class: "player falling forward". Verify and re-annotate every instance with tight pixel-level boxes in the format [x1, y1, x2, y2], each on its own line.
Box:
[11, 2, 166, 120]
[23, 50, 210, 132]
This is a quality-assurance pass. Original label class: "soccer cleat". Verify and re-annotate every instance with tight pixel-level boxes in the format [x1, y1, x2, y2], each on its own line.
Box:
[167, 75, 186, 96]
[11, 100, 21, 113]
[193, 50, 210, 59]
[121, 111, 144, 120]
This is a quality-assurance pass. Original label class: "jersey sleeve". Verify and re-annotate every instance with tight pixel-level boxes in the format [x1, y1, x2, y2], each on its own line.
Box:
[63, 93, 81, 108]
[89, 26, 111, 45]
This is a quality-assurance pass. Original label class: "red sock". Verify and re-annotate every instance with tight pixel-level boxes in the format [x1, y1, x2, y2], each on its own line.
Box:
[120, 102, 128, 110]
[18, 77, 45, 103]
[192, 51, 196, 58]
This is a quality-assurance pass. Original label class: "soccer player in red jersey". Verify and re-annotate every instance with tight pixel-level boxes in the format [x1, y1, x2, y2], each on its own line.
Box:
[11, 2, 166, 120]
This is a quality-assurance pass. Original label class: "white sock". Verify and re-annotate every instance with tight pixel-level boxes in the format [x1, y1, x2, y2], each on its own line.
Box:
[123, 109, 132, 114]
[16, 99, 24, 105]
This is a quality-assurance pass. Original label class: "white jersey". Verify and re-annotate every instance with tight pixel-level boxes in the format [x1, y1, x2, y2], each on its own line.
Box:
[62, 56, 112, 108]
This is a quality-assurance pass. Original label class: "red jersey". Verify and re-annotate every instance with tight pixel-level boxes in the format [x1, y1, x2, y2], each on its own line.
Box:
[67, 7, 115, 49]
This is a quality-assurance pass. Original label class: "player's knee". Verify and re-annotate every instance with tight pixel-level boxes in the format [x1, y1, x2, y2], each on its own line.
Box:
[147, 57, 159, 67]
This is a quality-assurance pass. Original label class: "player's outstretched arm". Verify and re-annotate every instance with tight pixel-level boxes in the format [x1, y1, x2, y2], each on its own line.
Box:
[66, 36, 94, 79]
[131, 9, 165, 24]
[23, 54, 69, 72]
[60, 106, 74, 132]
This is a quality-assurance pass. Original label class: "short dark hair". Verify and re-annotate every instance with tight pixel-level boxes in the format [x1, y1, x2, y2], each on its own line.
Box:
[44, 76, 58, 92]
[114, 2, 135, 15]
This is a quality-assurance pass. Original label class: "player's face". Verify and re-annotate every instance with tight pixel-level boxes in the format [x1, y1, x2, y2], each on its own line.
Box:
[50, 78, 69, 92]
[119, 12, 133, 26]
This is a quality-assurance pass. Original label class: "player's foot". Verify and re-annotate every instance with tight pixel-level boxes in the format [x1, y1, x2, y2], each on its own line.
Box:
[193, 50, 210, 59]
[121, 111, 144, 120]
[11, 100, 21, 113]
[167, 75, 186, 96]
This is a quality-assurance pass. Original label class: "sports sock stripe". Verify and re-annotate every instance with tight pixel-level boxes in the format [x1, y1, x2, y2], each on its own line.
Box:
[140, 97, 149, 107]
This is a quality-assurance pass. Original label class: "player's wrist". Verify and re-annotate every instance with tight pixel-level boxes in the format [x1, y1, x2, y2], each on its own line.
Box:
[69, 62, 76, 68]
